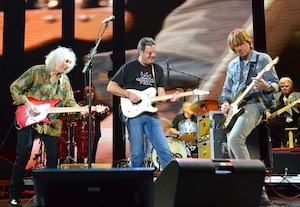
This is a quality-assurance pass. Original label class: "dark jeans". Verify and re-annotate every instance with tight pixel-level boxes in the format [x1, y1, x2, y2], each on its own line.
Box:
[9, 127, 58, 199]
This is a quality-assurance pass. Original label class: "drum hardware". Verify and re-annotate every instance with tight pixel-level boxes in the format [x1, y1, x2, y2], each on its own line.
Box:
[58, 114, 77, 164]
[183, 141, 196, 156]
[144, 157, 154, 168]
[114, 159, 131, 168]
[63, 119, 77, 164]
[75, 117, 95, 160]
[33, 138, 46, 169]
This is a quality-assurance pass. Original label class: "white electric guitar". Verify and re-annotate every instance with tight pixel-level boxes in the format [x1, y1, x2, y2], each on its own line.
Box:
[120, 87, 209, 118]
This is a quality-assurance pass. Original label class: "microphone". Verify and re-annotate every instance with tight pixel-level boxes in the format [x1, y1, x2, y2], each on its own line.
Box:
[167, 57, 170, 79]
[101, 15, 115, 24]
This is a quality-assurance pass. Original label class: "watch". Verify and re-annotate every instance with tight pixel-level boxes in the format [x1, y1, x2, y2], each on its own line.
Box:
[267, 84, 274, 93]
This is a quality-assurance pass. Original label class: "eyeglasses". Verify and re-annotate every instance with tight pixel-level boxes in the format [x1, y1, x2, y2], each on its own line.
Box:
[143, 50, 157, 56]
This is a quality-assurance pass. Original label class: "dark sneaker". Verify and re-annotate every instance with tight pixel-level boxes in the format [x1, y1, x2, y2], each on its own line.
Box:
[8, 198, 22, 207]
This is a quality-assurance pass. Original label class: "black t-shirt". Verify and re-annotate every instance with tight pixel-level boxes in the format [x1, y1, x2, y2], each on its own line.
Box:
[112, 59, 165, 90]
[172, 113, 197, 130]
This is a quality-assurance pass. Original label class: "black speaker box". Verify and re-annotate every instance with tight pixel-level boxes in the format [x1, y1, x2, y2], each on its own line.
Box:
[273, 147, 300, 174]
[154, 159, 265, 207]
[209, 111, 261, 159]
[32, 168, 154, 207]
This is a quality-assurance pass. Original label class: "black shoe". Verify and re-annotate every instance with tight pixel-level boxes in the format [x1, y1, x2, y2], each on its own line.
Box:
[8, 198, 22, 207]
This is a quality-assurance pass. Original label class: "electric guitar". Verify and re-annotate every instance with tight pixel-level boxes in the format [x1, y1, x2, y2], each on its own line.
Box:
[271, 98, 300, 118]
[120, 87, 209, 118]
[222, 56, 279, 133]
[15, 97, 109, 128]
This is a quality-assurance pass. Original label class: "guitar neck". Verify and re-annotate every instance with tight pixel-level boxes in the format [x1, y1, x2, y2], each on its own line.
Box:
[272, 99, 299, 118]
[150, 91, 195, 103]
[46, 106, 91, 114]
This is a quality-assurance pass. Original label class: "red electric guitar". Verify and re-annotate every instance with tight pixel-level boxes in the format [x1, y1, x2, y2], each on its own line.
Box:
[15, 97, 108, 128]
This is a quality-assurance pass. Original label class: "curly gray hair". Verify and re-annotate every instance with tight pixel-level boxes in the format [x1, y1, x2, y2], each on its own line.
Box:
[45, 46, 77, 74]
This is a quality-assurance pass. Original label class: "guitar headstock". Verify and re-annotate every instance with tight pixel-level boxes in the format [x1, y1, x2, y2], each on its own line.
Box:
[193, 89, 210, 96]
[265, 56, 279, 71]
[94, 105, 110, 114]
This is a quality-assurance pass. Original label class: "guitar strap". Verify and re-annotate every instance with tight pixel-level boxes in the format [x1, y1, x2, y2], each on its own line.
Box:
[245, 53, 260, 86]
[151, 64, 157, 92]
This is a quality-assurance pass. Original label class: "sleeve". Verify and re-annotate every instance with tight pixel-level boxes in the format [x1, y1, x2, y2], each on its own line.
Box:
[61, 75, 79, 107]
[155, 64, 166, 88]
[10, 67, 35, 105]
[220, 63, 234, 103]
[111, 64, 126, 86]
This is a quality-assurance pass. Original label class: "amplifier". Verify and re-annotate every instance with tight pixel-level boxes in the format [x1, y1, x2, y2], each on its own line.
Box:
[209, 111, 261, 159]
[273, 147, 300, 174]
[209, 111, 229, 159]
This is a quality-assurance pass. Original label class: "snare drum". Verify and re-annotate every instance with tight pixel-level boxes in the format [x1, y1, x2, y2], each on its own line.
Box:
[178, 119, 197, 141]
[152, 138, 188, 171]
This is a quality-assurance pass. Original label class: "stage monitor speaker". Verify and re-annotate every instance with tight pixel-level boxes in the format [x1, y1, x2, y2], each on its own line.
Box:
[154, 158, 265, 207]
[32, 168, 154, 207]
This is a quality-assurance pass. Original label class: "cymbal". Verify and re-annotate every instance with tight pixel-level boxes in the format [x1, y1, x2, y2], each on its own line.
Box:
[190, 100, 219, 114]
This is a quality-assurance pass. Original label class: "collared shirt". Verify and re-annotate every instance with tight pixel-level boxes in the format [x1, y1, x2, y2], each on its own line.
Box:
[10, 64, 78, 137]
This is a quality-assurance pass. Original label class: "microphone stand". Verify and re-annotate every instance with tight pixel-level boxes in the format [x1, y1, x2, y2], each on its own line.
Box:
[82, 21, 110, 168]
[167, 65, 207, 116]
[167, 64, 207, 160]
[265, 120, 274, 172]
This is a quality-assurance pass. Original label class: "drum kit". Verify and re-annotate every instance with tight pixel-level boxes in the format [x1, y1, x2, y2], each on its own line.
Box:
[58, 114, 95, 164]
[151, 99, 219, 170]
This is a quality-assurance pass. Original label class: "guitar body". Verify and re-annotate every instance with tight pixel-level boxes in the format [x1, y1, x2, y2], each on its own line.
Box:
[222, 103, 245, 133]
[121, 88, 158, 118]
[15, 98, 61, 128]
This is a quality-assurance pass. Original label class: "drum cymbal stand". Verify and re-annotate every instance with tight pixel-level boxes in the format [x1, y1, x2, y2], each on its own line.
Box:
[63, 118, 77, 164]
[33, 138, 45, 169]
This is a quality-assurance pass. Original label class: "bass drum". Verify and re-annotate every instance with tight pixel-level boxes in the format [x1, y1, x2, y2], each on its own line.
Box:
[152, 137, 188, 171]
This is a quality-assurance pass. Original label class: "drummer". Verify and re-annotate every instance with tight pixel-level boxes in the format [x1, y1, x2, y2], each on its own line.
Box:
[169, 101, 198, 138]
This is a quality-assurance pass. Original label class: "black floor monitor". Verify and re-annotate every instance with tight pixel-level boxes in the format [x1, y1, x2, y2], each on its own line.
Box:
[32, 167, 154, 207]
[154, 158, 266, 207]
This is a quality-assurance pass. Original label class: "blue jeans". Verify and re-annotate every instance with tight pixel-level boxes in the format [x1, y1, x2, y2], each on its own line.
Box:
[125, 113, 173, 169]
